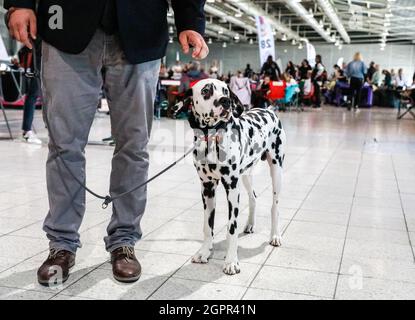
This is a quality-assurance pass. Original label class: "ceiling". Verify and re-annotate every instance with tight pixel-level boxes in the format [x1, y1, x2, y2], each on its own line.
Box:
[176, 0, 415, 48]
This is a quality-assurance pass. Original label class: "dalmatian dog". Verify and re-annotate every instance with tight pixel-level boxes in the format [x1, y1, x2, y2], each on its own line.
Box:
[175, 79, 286, 275]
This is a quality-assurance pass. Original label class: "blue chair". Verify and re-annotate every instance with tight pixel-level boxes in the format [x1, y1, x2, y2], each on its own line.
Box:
[276, 84, 300, 112]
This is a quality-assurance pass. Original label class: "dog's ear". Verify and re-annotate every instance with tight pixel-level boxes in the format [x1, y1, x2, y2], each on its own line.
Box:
[228, 86, 244, 118]
[188, 110, 201, 129]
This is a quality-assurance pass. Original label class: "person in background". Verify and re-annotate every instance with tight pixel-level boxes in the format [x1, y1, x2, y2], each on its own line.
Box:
[230, 71, 251, 108]
[394, 68, 408, 89]
[303, 70, 313, 97]
[171, 60, 183, 80]
[285, 61, 296, 79]
[298, 59, 312, 80]
[18, 39, 42, 144]
[261, 55, 281, 80]
[371, 64, 382, 88]
[282, 72, 297, 86]
[311, 54, 325, 108]
[345, 52, 367, 111]
[159, 63, 169, 79]
[366, 61, 376, 82]
[390, 69, 396, 82]
[209, 62, 219, 79]
[254, 75, 272, 108]
[244, 63, 253, 78]
[179, 61, 208, 93]
[382, 70, 393, 88]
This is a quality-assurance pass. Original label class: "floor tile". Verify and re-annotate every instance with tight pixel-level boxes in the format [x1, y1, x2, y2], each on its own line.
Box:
[243, 288, 330, 300]
[335, 275, 415, 300]
[60, 269, 167, 300]
[251, 265, 337, 298]
[150, 277, 246, 300]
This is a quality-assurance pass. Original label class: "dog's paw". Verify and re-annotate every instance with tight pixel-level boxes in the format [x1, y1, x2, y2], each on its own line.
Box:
[223, 261, 241, 275]
[244, 224, 255, 234]
[270, 235, 282, 247]
[191, 250, 211, 264]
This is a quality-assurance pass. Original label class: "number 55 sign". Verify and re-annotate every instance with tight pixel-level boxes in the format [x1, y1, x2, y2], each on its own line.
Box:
[255, 16, 276, 66]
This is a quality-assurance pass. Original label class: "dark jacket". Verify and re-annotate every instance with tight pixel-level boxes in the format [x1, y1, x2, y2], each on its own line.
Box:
[4, 0, 206, 64]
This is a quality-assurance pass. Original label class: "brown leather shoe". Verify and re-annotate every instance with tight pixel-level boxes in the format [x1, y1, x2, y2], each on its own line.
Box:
[111, 246, 141, 283]
[37, 249, 76, 286]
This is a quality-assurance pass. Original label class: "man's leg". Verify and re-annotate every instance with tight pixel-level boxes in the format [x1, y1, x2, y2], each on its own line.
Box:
[102, 35, 160, 252]
[41, 34, 104, 253]
[22, 77, 39, 132]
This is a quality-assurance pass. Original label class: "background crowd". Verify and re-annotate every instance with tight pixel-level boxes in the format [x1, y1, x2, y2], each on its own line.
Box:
[157, 53, 415, 117]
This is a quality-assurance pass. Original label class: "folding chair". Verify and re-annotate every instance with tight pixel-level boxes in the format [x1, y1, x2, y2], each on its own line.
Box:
[397, 90, 415, 120]
[0, 79, 13, 140]
[278, 84, 300, 112]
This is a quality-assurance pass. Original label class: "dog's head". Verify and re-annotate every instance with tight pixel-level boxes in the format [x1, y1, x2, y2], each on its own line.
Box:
[174, 79, 244, 129]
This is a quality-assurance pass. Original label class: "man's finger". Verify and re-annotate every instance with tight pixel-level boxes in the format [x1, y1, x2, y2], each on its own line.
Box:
[191, 37, 203, 59]
[18, 26, 32, 49]
[13, 27, 21, 42]
[180, 33, 190, 54]
[29, 15, 37, 39]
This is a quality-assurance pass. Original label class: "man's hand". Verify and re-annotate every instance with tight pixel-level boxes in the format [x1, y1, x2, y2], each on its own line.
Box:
[179, 30, 209, 60]
[8, 8, 37, 49]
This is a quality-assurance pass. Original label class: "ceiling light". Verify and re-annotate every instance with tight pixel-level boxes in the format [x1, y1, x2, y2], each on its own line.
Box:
[282, 34, 288, 41]
[222, 42, 227, 48]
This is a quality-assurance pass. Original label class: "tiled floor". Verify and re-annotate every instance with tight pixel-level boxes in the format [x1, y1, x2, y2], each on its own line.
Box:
[0, 106, 414, 300]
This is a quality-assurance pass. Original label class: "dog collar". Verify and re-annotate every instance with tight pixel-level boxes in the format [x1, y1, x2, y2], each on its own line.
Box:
[200, 134, 221, 143]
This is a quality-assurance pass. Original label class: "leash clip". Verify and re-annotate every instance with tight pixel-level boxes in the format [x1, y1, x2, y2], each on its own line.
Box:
[102, 196, 112, 210]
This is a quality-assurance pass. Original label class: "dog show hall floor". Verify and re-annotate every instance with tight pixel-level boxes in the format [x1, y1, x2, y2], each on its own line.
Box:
[0, 106, 415, 300]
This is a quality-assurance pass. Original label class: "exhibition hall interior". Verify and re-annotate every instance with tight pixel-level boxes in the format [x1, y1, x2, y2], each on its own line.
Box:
[0, 0, 415, 301]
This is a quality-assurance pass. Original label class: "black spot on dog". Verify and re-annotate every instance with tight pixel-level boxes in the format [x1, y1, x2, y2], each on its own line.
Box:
[230, 176, 238, 189]
[203, 181, 216, 198]
[228, 201, 233, 219]
[201, 83, 214, 100]
[208, 209, 215, 231]
[220, 166, 230, 175]
[229, 221, 237, 235]
[208, 164, 217, 171]
[248, 127, 254, 138]
[234, 207, 239, 218]
[232, 164, 237, 171]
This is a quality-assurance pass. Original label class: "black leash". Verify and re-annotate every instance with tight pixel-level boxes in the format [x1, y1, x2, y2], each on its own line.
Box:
[29, 40, 195, 209]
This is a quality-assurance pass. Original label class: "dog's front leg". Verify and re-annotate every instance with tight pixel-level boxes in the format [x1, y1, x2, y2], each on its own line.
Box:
[222, 177, 241, 275]
[192, 179, 219, 264]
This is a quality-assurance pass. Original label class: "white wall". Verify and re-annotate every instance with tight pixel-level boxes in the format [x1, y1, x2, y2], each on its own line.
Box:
[166, 41, 415, 77]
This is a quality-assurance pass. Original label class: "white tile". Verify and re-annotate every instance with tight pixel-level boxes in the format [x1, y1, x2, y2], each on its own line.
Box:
[0, 287, 54, 300]
[251, 265, 337, 298]
[174, 259, 261, 287]
[243, 288, 329, 300]
[60, 269, 167, 300]
[150, 277, 246, 300]
[340, 255, 415, 283]
[266, 247, 341, 273]
[335, 275, 415, 300]
[343, 238, 413, 262]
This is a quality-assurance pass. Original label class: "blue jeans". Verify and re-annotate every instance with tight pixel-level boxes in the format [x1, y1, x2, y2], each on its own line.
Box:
[22, 77, 40, 132]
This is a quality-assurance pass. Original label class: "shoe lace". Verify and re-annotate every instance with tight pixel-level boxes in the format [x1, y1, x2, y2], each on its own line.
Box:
[48, 249, 65, 260]
[121, 246, 135, 260]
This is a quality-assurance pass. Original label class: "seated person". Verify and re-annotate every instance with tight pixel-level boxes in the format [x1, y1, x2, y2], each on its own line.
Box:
[252, 76, 272, 109]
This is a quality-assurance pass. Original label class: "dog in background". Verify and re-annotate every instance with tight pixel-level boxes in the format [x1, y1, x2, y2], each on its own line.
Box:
[175, 79, 286, 275]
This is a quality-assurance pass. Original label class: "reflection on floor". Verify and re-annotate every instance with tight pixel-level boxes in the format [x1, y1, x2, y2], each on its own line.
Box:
[0, 106, 414, 300]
